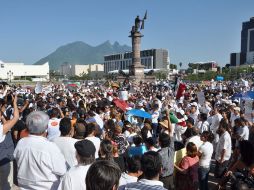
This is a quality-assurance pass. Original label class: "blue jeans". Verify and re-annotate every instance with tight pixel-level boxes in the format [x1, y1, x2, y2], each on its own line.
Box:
[198, 166, 210, 190]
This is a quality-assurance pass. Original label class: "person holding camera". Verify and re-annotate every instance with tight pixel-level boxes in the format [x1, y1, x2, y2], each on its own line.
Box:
[0, 94, 19, 189]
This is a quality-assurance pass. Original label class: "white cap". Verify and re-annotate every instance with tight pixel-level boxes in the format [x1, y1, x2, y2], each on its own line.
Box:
[190, 102, 198, 107]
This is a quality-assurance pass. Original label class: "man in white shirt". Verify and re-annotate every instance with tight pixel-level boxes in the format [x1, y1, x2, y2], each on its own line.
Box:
[119, 151, 166, 190]
[196, 113, 210, 133]
[119, 156, 142, 186]
[53, 117, 78, 168]
[230, 107, 240, 128]
[214, 123, 232, 178]
[198, 131, 214, 190]
[210, 107, 223, 146]
[14, 111, 67, 190]
[85, 123, 101, 158]
[59, 139, 96, 190]
[47, 108, 63, 141]
[237, 118, 249, 141]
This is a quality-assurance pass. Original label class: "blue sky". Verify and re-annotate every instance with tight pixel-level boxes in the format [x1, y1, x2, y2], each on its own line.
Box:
[0, 0, 254, 68]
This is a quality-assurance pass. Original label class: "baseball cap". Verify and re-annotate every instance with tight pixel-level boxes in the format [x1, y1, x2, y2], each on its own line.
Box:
[190, 102, 198, 107]
[74, 140, 96, 157]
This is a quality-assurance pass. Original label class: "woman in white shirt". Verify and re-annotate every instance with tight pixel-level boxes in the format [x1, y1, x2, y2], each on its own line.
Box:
[198, 131, 214, 190]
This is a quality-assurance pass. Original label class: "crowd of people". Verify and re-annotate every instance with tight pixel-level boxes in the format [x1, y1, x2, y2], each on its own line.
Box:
[0, 79, 254, 190]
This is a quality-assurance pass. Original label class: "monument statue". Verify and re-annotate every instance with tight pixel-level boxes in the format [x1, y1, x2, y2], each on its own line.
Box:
[131, 11, 147, 34]
[118, 11, 155, 83]
[135, 16, 141, 32]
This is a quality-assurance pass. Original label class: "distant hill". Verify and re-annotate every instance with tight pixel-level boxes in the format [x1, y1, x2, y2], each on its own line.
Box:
[34, 41, 131, 70]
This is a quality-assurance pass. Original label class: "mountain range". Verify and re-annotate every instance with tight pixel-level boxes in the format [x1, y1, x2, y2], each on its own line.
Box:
[34, 41, 132, 70]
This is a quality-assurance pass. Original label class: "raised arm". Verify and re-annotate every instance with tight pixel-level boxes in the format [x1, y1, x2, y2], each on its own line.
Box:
[2, 95, 19, 134]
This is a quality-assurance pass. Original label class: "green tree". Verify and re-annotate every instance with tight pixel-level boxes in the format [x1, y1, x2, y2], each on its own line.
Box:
[170, 64, 177, 70]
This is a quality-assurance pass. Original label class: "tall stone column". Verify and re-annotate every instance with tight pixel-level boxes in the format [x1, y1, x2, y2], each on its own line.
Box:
[129, 31, 145, 81]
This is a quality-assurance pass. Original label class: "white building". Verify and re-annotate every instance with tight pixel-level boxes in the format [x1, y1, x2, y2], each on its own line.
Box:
[61, 63, 104, 78]
[0, 60, 49, 81]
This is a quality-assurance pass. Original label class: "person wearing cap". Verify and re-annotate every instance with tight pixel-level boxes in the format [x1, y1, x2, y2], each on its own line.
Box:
[59, 139, 96, 190]
[14, 111, 67, 190]
[158, 112, 174, 190]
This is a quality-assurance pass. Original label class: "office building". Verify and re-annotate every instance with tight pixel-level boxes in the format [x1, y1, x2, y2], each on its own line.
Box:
[230, 17, 254, 66]
[104, 49, 169, 73]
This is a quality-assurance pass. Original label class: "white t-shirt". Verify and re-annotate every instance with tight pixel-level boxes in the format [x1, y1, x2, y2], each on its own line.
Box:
[94, 113, 104, 129]
[239, 126, 249, 140]
[210, 113, 223, 134]
[53, 137, 78, 168]
[199, 141, 213, 167]
[85, 136, 101, 158]
[196, 121, 210, 133]
[185, 135, 203, 150]
[58, 164, 90, 190]
[0, 123, 6, 143]
[119, 173, 138, 186]
[215, 131, 232, 161]
[47, 118, 61, 141]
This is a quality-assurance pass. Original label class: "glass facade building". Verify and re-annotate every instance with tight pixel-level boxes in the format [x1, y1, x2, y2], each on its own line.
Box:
[104, 49, 169, 73]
